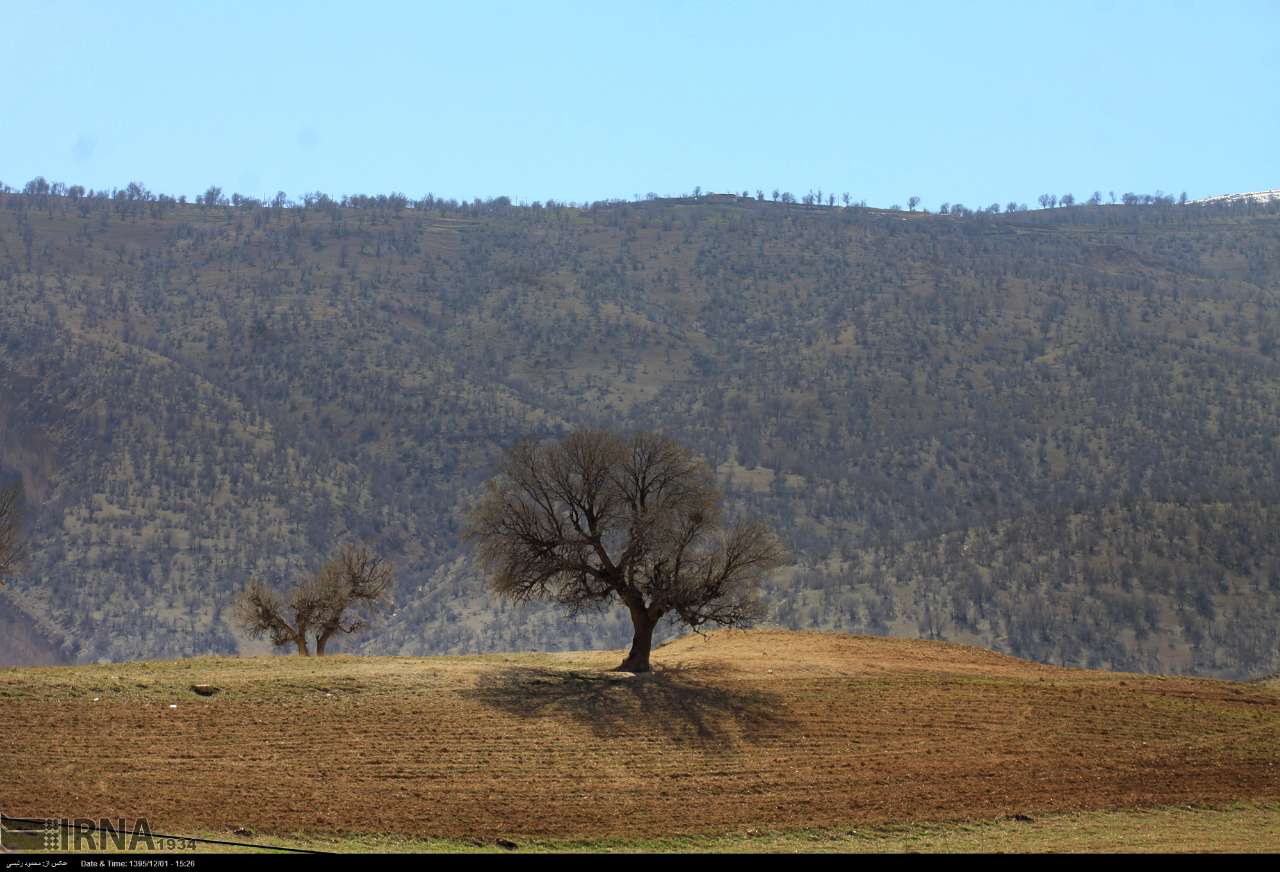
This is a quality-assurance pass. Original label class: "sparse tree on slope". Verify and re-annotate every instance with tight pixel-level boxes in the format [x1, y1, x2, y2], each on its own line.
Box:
[200, 186, 225, 210]
[466, 429, 785, 672]
[0, 482, 26, 586]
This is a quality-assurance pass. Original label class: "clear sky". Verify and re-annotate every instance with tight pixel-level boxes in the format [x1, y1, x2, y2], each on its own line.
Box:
[3, 0, 1276, 210]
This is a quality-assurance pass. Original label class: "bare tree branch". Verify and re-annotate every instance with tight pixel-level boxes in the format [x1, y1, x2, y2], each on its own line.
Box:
[233, 578, 309, 654]
[232, 543, 393, 656]
[312, 544, 394, 655]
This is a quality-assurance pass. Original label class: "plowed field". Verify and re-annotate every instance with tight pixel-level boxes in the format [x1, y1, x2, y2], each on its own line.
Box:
[2, 630, 1277, 840]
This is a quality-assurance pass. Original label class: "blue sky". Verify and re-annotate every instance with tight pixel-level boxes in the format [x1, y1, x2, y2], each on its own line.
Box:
[3, 1, 1276, 210]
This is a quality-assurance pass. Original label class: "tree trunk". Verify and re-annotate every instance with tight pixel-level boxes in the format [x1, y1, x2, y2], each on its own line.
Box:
[294, 634, 310, 656]
[316, 629, 333, 656]
[617, 608, 656, 673]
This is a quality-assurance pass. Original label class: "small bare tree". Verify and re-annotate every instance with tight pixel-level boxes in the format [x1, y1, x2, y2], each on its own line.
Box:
[467, 429, 785, 672]
[0, 482, 26, 586]
[233, 544, 392, 655]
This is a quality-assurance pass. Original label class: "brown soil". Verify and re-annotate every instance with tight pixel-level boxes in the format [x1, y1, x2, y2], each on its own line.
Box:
[2, 629, 1277, 840]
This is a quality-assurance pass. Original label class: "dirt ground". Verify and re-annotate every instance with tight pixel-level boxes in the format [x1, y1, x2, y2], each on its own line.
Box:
[2, 629, 1277, 840]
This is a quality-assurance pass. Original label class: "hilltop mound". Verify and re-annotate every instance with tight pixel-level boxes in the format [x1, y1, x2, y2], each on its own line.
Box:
[2, 630, 1276, 841]
[651, 628, 1065, 677]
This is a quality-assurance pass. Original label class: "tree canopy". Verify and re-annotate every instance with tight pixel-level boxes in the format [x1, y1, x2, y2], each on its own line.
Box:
[467, 429, 784, 671]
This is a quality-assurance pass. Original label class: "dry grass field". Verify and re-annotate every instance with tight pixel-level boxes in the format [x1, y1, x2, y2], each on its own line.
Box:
[2, 629, 1278, 851]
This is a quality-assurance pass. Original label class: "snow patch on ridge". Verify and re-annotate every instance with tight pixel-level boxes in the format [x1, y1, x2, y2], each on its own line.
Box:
[1189, 189, 1280, 205]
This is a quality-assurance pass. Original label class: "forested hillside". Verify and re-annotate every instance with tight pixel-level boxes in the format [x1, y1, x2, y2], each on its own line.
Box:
[1, 184, 1278, 677]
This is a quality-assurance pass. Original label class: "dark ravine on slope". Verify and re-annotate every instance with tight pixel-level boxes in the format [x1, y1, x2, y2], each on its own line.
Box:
[1, 187, 1278, 677]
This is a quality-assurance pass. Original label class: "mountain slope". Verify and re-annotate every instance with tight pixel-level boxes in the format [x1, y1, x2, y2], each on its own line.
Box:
[2, 191, 1279, 675]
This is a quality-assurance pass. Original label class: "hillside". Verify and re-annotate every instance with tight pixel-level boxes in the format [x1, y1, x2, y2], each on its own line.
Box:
[2, 188, 1280, 675]
[1, 630, 1276, 844]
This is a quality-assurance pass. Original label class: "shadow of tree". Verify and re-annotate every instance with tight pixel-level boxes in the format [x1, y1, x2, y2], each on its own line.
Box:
[462, 663, 794, 750]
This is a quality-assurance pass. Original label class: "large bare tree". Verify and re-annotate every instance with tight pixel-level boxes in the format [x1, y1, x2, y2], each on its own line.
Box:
[0, 482, 26, 586]
[467, 429, 785, 672]
[233, 544, 393, 655]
